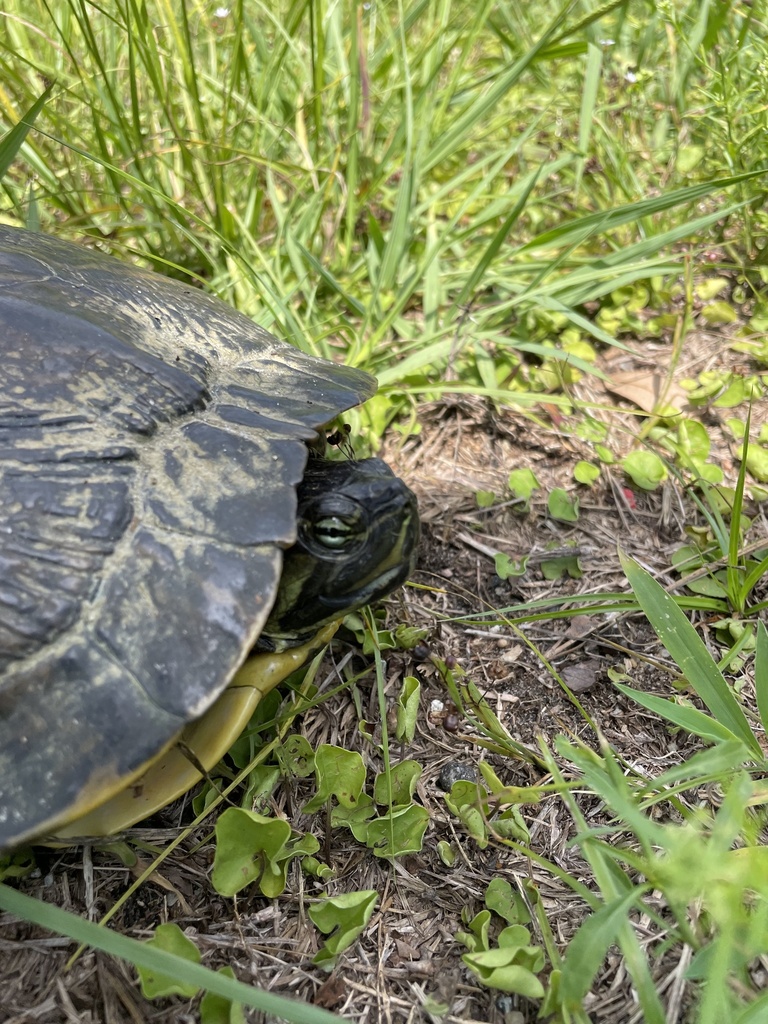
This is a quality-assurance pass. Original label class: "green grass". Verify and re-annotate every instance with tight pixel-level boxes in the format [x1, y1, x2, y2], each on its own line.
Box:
[3, 0, 768, 1020]
[2, 1, 765, 407]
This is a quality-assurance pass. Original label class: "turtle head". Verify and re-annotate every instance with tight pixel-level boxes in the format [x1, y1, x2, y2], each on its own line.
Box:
[259, 457, 419, 650]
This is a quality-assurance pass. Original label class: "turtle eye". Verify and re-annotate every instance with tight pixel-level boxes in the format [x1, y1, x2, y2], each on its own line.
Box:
[297, 494, 366, 557]
[311, 515, 357, 549]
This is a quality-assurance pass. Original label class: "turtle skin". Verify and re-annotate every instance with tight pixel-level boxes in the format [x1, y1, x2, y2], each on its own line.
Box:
[0, 227, 377, 850]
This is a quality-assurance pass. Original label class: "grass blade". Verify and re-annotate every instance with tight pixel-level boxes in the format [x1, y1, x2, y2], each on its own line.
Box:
[0, 82, 54, 179]
[620, 553, 761, 757]
[0, 884, 342, 1024]
[756, 621, 768, 736]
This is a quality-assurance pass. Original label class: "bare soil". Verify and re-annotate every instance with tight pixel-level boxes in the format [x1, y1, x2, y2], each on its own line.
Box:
[2, 324, 767, 1024]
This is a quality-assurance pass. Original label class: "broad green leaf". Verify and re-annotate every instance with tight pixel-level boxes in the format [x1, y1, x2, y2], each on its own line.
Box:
[200, 968, 246, 1024]
[0, 848, 35, 882]
[281, 735, 316, 778]
[239, 766, 282, 816]
[508, 468, 540, 501]
[437, 841, 455, 866]
[309, 891, 378, 966]
[485, 878, 530, 926]
[211, 809, 292, 897]
[685, 574, 728, 599]
[303, 745, 366, 813]
[677, 419, 711, 461]
[365, 802, 429, 857]
[698, 463, 724, 484]
[694, 278, 729, 301]
[392, 624, 430, 650]
[701, 301, 738, 325]
[331, 793, 376, 842]
[622, 451, 668, 490]
[395, 677, 421, 745]
[574, 461, 600, 485]
[714, 376, 753, 407]
[493, 808, 531, 843]
[445, 781, 490, 848]
[457, 909, 491, 951]
[374, 760, 422, 807]
[541, 553, 583, 580]
[578, 417, 608, 442]
[547, 488, 579, 522]
[742, 444, 768, 482]
[595, 444, 615, 463]
[498, 927, 544, 969]
[301, 856, 334, 882]
[462, 951, 545, 998]
[466, 941, 526, 967]
[495, 552, 529, 579]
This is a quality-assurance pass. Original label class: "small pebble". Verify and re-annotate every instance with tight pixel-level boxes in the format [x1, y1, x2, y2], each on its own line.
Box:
[437, 762, 477, 791]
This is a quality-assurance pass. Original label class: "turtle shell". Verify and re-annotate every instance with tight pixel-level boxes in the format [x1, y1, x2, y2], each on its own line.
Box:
[0, 226, 375, 849]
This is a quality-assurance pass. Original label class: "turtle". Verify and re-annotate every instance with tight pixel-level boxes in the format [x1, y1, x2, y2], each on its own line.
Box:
[0, 226, 419, 851]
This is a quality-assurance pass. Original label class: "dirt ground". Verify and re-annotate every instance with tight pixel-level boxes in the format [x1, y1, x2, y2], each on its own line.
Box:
[1, 326, 766, 1024]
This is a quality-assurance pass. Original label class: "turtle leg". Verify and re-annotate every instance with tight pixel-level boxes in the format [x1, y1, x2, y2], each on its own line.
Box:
[51, 623, 339, 841]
